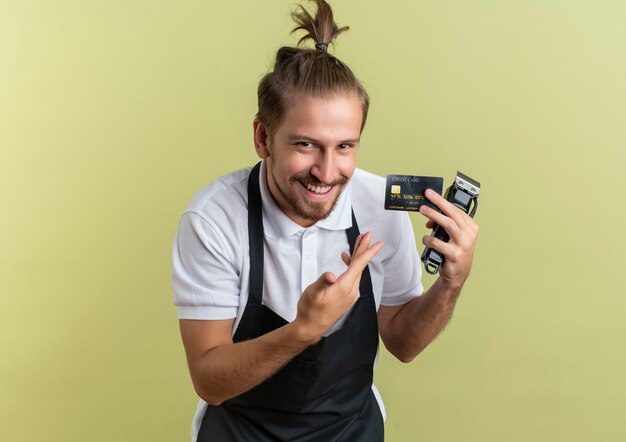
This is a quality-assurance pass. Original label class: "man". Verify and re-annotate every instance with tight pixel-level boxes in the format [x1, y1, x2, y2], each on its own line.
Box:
[172, 1, 478, 440]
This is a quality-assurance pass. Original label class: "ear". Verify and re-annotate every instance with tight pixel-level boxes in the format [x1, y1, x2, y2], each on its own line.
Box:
[253, 119, 271, 159]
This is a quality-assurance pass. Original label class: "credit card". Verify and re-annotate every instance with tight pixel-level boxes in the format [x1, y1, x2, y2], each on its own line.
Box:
[384, 174, 444, 212]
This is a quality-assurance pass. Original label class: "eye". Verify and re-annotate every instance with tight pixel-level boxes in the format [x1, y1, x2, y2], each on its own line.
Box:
[296, 141, 314, 149]
[338, 143, 353, 150]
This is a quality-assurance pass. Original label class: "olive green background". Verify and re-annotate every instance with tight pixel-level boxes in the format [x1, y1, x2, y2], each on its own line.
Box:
[2, 0, 625, 440]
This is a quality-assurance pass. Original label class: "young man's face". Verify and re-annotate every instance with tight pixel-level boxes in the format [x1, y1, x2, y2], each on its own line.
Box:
[254, 93, 363, 227]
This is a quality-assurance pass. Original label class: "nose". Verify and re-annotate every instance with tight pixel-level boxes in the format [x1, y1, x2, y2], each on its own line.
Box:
[311, 150, 337, 185]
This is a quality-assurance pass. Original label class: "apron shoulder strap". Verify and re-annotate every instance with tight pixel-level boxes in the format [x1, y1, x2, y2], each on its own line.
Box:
[247, 162, 264, 306]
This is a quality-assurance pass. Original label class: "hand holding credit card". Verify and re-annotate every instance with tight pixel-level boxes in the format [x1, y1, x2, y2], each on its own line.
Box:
[384, 171, 481, 275]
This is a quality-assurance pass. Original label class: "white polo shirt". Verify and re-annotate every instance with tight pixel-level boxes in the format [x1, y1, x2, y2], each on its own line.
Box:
[172, 161, 424, 439]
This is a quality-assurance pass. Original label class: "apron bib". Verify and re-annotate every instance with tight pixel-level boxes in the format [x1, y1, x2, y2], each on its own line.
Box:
[197, 162, 384, 441]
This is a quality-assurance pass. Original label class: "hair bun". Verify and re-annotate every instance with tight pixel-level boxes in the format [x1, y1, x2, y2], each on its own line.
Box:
[291, 0, 349, 50]
[256, 0, 370, 136]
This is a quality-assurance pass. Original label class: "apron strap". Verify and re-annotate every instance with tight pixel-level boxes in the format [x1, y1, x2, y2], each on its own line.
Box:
[247, 162, 264, 306]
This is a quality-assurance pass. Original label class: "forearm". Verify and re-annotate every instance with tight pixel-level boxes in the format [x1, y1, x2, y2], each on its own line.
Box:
[383, 278, 462, 363]
[190, 321, 316, 405]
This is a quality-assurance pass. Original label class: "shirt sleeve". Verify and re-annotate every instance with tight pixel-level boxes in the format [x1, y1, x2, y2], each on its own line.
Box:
[380, 212, 424, 306]
[172, 211, 241, 320]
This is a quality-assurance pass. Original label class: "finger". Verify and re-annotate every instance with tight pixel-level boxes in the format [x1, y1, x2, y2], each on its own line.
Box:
[355, 231, 372, 254]
[425, 220, 436, 229]
[343, 231, 377, 271]
[340, 241, 384, 289]
[423, 189, 473, 227]
[342, 232, 372, 270]
[306, 271, 337, 301]
[354, 233, 364, 252]
[343, 240, 384, 278]
[421, 235, 455, 259]
[466, 217, 479, 234]
[418, 205, 462, 241]
[318, 271, 337, 287]
[341, 251, 351, 266]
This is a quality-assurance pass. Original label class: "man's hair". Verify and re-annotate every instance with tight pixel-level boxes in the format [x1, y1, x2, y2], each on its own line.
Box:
[256, 0, 370, 135]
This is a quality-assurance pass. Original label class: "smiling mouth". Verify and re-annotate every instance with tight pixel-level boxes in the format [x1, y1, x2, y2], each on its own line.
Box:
[304, 183, 332, 194]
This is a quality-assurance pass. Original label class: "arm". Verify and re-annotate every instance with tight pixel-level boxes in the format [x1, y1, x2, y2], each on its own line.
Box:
[378, 188, 479, 363]
[180, 232, 384, 405]
[180, 317, 316, 406]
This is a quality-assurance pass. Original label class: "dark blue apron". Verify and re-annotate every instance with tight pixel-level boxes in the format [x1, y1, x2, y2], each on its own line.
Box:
[197, 162, 384, 441]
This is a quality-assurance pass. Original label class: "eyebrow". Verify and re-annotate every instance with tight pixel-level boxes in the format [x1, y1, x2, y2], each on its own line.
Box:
[286, 134, 361, 144]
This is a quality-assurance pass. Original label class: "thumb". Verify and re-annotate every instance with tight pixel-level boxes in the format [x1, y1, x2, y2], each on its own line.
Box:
[315, 271, 337, 289]
[304, 272, 337, 301]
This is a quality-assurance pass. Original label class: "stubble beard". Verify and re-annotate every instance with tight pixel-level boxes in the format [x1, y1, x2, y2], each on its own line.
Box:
[270, 167, 348, 224]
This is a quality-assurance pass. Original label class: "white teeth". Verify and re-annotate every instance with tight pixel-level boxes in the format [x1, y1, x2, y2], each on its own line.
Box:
[305, 183, 331, 194]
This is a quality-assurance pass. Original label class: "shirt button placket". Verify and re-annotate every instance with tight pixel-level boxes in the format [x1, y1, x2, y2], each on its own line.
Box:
[301, 228, 319, 293]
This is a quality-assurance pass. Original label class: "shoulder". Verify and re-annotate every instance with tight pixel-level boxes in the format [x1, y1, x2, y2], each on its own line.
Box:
[173, 166, 254, 321]
[184, 166, 252, 218]
[177, 166, 253, 261]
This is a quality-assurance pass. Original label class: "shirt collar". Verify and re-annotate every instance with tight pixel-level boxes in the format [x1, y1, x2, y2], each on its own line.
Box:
[259, 160, 353, 238]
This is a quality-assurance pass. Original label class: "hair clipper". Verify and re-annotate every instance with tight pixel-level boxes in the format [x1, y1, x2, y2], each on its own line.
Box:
[421, 171, 480, 275]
